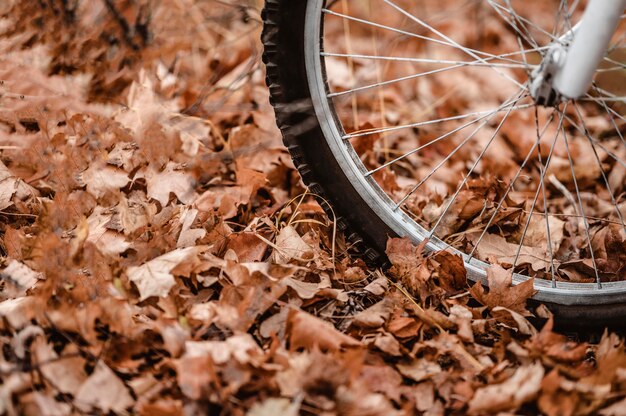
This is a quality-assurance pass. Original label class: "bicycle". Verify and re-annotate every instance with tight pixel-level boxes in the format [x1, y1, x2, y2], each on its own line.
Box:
[261, 0, 626, 325]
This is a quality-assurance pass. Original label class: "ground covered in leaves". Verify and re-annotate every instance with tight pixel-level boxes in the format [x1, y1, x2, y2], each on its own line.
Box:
[1, 1, 626, 415]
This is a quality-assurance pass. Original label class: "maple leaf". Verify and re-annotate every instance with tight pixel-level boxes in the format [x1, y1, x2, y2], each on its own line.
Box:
[141, 161, 196, 206]
[470, 265, 536, 315]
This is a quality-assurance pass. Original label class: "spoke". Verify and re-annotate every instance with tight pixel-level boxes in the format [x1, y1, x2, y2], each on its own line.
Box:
[322, 8, 532, 65]
[393, 114, 497, 209]
[590, 83, 626, 152]
[364, 101, 516, 177]
[536, 107, 560, 285]
[561, 115, 602, 287]
[553, 0, 577, 39]
[573, 102, 626, 233]
[469, 109, 556, 260]
[580, 96, 626, 103]
[603, 57, 626, 70]
[608, 31, 626, 53]
[328, 52, 535, 98]
[513, 108, 565, 275]
[344, 100, 532, 139]
[488, 0, 540, 49]
[488, 0, 564, 45]
[585, 91, 626, 126]
[382, 0, 527, 90]
[425, 91, 525, 238]
[321, 52, 528, 68]
[563, 112, 626, 169]
[329, 64, 467, 98]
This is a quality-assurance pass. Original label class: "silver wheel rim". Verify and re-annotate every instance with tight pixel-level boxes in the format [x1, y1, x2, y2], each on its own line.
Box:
[304, 0, 626, 306]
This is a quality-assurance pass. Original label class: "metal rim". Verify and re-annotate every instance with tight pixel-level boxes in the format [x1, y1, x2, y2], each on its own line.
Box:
[304, 0, 626, 306]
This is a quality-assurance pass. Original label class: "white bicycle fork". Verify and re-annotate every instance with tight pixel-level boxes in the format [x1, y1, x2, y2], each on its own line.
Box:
[530, 0, 626, 105]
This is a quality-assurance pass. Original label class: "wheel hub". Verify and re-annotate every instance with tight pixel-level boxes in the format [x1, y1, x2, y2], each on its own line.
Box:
[529, 44, 567, 107]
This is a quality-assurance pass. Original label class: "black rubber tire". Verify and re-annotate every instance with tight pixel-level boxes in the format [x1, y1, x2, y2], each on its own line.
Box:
[260, 0, 626, 330]
[261, 0, 393, 265]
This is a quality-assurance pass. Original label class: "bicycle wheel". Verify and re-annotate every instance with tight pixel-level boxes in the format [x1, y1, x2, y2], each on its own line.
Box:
[262, 0, 626, 322]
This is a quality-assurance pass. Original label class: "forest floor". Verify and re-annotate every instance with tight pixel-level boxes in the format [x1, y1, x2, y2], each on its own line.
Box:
[1, 1, 626, 415]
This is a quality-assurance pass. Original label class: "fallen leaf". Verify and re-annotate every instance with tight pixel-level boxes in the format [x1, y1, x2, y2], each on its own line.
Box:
[287, 309, 361, 352]
[396, 359, 442, 382]
[1, 259, 42, 292]
[127, 246, 204, 300]
[470, 265, 535, 315]
[352, 298, 394, 328]
[468, 362, 544, 414]
[272, 225, 314, 263]
[247, 398, 299, 416]
[75, 362, 134, 414]
[142, 162, 196, 206]
[77, 160, 130, 199]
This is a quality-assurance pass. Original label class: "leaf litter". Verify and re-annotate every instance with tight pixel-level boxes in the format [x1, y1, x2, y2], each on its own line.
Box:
[0, 1, 624, 415]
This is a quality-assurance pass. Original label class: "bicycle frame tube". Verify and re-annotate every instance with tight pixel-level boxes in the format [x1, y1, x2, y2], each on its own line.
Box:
[552, 0, 626, 99]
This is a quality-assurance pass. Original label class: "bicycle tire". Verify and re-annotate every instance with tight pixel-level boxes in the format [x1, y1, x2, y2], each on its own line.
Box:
[261, 0, 626, 325]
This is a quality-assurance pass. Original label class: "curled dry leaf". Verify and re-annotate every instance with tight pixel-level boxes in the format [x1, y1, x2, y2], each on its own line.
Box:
[1, 259, 42, 293]
[287, 309, 361, 352]
[352, 298, 394, 329]
[468, 362, 545, 414]
[177, 207, 207, 248]
[0, 160, 37, 210]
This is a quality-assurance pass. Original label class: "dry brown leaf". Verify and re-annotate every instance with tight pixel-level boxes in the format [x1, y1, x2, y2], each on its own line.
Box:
[127, 246, 205, 300]
[142, 162, 196, 206]
[33, 340, 87, 396]
[177, 207, 206, 248]
[0, 160, 37, 210]
[75, 362, 134, 414]
[352, 298, 394, 328]
[287, 309, 361, 352]
[272, 225, 314, 263]
[470, 265, 536, 315]
[247, 398, 300, 416]
[599, 397, 626, 416]
[1, 259, 42, 293]
[468, 362, 544, 414]
[396, 359, 442, 383]
[470, 232, 556, 272]
[77, 160, 130, 199]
